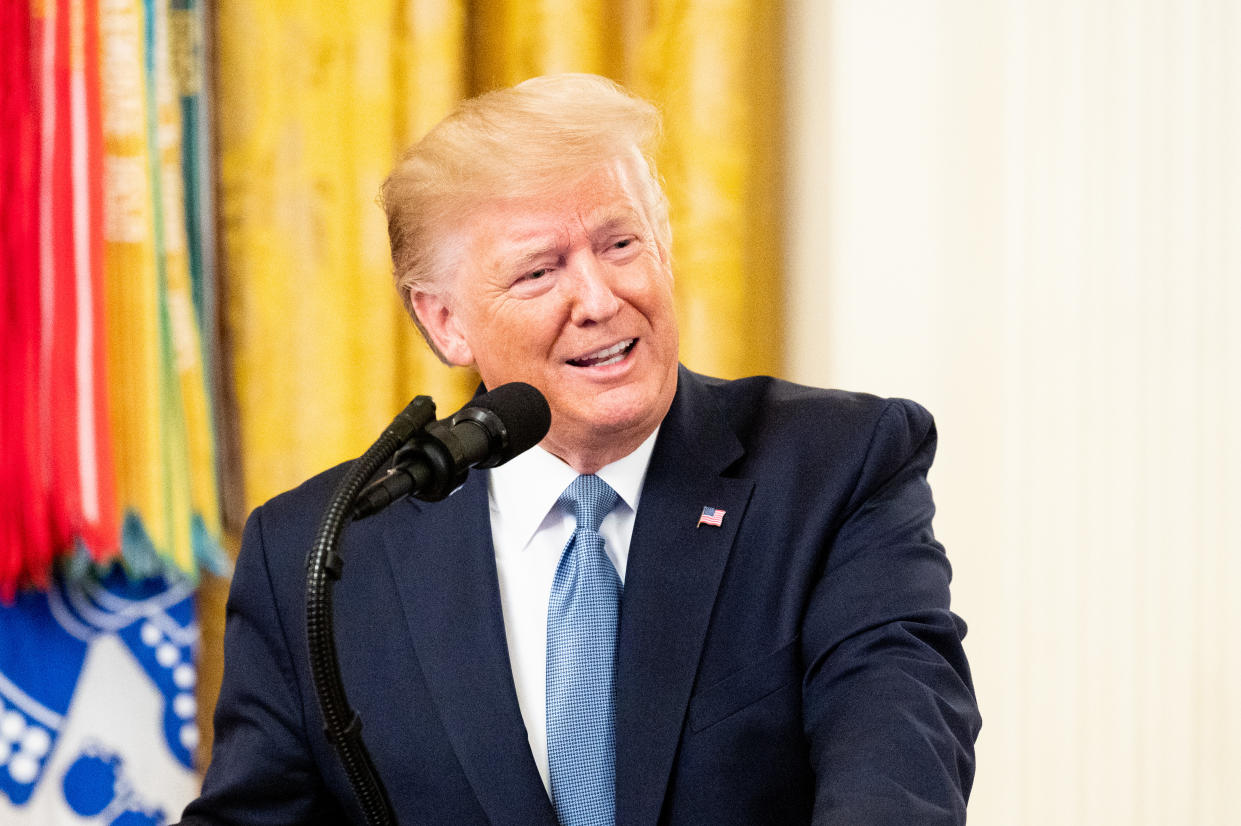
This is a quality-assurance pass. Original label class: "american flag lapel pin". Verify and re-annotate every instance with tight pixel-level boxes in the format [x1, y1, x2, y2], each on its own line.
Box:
[697, 506, 725, 528]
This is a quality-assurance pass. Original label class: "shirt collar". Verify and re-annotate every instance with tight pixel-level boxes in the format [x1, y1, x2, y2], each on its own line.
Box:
[487, 426, 661, 552]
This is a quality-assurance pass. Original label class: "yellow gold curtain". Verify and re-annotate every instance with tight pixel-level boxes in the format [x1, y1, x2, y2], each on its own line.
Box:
[640, 0, 785, 381]
[214, 0, 783, 518]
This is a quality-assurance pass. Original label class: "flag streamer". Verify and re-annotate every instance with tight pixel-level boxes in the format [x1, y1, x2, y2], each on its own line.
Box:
[3, 0, 222, 819]
[1, 0, 224, 596]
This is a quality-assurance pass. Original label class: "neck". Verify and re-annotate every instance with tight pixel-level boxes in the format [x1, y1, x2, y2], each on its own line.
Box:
[541, 429, 654, 476]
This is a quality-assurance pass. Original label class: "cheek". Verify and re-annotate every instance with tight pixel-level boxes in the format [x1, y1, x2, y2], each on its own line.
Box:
[517, 297, 576, 345]
[477, 306, 565, 372]
[619, 262, 674, 315]
[645, 281, 678, 333]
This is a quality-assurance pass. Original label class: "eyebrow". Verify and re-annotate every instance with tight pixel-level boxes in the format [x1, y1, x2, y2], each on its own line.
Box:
[493, 208, 646, 274]
[589, 208, 645, 237]
[503, 245, 560, 275]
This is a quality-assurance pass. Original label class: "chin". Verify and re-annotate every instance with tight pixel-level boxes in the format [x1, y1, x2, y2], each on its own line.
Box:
[586, 396, 667, 438]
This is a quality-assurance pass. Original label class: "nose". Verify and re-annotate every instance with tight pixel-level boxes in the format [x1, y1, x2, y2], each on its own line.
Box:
[566, 252, 621, 326]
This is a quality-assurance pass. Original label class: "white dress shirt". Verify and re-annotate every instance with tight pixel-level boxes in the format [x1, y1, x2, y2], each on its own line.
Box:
[486, 428, 659, 795]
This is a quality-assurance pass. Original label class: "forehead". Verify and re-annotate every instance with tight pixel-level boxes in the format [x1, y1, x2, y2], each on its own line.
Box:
[467, 160, 652, 262]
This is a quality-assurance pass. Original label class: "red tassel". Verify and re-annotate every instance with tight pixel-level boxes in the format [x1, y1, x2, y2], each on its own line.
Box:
[46, 0, 82, 567]
[1, 0, 49, 600]
[0, 0, 118, 600]
[44, 0, 119, 566]
[78, 0, 120, 563]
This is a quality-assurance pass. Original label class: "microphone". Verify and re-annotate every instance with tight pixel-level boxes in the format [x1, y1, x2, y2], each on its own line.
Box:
[352, 382, 551, 517]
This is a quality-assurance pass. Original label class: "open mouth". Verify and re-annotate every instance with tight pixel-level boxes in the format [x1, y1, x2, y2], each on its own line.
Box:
[567, 338, 636, 368]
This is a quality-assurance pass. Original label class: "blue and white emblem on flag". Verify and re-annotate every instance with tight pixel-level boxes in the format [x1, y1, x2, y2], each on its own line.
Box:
[0, 567, 200, 824]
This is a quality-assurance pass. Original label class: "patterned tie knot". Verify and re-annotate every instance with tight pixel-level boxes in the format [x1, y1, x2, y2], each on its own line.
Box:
[558, 474, 619, 535]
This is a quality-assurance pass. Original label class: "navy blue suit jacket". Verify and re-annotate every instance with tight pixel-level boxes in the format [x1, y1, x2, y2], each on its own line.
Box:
[181, 368, 980, 825]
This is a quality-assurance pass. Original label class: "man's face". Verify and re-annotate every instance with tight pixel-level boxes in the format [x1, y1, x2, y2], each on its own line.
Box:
[413, 157, 680, 470]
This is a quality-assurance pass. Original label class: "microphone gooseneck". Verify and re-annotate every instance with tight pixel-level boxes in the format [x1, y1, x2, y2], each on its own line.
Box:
[305, 395, 437, 826]
[305, 384, 549, 826]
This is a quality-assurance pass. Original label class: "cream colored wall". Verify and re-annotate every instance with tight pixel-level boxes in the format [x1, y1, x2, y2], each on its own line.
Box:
[785, 2, 1241, 824]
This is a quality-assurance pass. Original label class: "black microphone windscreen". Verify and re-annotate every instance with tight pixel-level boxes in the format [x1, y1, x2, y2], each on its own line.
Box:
[460, 382, 551, 464]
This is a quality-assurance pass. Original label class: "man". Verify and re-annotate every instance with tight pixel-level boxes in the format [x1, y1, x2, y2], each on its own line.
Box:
[181, 74, 980, 825]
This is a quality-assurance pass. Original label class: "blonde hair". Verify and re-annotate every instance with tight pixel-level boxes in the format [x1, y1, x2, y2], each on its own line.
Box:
[379, 73, 669, 356]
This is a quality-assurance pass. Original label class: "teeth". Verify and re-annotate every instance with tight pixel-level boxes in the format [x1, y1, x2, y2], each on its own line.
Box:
[570, 339, 634, 367]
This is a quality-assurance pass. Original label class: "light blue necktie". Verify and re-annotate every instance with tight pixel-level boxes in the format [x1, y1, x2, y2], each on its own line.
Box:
[546, 474, 621, 825]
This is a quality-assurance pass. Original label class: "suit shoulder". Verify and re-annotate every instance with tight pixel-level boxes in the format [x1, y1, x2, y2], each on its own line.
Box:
[248, 459, 354, 530]
[690, 371, 933, 445]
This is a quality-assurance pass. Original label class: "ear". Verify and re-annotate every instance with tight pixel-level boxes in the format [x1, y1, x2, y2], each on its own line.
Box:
[411, 289, 475, 367]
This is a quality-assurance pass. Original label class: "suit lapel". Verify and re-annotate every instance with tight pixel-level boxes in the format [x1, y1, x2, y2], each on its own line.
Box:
[380, 477, 557, 825]
[615, 368, 755, 826]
